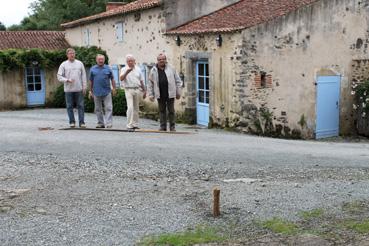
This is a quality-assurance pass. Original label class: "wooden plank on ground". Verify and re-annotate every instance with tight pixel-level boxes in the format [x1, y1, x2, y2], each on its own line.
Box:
[59, 127, 193, 134]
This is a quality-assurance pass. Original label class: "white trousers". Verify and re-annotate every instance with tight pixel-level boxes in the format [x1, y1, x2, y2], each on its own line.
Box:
[125, 88, 141, 128]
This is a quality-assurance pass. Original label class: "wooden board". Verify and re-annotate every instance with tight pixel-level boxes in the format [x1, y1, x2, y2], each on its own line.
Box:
[59, 127, 193, 135]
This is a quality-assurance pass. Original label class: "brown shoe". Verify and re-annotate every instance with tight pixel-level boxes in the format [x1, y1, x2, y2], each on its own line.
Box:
[170, 127, 176, 132]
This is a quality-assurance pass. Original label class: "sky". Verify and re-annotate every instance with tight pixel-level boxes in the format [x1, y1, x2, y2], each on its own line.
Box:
[0, 0, 34, 27]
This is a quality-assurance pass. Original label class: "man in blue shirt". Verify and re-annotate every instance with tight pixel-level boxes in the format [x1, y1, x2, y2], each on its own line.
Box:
[89, 54, 116, 128]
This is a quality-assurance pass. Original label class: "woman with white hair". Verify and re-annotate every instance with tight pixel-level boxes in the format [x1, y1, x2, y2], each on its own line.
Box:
[119, 54, 146, 130]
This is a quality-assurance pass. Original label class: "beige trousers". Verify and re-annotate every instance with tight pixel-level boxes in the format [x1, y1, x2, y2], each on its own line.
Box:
[125, 88, 141, 128]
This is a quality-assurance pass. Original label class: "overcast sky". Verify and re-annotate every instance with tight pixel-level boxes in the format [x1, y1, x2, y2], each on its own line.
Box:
[0, 0, 34, 27]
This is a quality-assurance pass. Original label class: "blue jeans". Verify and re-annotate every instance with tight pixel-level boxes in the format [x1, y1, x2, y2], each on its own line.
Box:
[65, 91, 85, 125]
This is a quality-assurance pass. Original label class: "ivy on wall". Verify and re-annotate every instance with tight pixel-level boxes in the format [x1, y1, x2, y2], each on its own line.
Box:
[353, 80, 369, 117]
[0, 46, 109, 72]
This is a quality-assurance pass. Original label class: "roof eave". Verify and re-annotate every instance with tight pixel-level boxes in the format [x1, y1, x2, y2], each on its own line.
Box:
[61, 2, 162, 29]
[165, 27, 246, 36]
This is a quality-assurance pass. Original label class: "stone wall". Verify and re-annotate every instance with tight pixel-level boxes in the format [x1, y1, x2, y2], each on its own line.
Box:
[170, 33, 241, 126]
[170, 0, 369, 138]
[0, 68, 59, 110]
[229, 0, 369, 138]
[0, 69, 26, 109]
[65, 7, 171, 66]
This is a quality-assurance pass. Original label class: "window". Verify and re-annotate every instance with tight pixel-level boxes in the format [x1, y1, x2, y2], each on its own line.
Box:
[255, 71, 272, 88]
[260, 71, 267, 88]
[197, 62, 209, 104]
[83, 28, 92, 46]
[115, 22, 124, 42]
[134, 13, 141, 22]
[26, 66, 42, 91]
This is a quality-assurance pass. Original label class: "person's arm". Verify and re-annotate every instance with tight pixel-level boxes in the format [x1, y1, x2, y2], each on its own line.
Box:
[138, 68, 146, 91]
[147, 69, 155, 101]
[81, 63, 87, 94]
[89, 80, 94, 98]
[174, 69, 183, 99]
[57, 63, 69, 83]
[119, 67, 133, 81]
[89, 69, 94, 98]
[109, 68, 117, 96]
[138, 68, 147, 99]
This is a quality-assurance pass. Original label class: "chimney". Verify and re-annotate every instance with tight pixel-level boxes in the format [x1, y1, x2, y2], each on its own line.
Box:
[106, 2, 128, 12]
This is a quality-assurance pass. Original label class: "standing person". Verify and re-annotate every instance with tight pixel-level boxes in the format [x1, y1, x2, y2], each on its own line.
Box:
[89, 54, 116, 128]
[148, 53, 182, 132]
[57, 48, 87, 128]
[120, 54, 146, 130]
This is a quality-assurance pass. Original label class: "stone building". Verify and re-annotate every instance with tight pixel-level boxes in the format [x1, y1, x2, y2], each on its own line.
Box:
[0, 31, 70, 109]
[62, 0, 369, 139]
[61, 0, 238, 87]
[167, 0, 368, 139]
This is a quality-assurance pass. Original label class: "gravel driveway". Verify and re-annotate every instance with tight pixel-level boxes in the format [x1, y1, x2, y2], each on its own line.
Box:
[1, 109, 369, 245]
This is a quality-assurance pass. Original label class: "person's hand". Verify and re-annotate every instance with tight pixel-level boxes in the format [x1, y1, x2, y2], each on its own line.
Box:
[88, 91, 94, 99]
[126, 67, 133, 74]
[67, 79, 75, 83]
[142, 91, 147, 99]
[83, 88, 87, 95]
[112, 88, 117, 96]
[149, 96, 155, 102]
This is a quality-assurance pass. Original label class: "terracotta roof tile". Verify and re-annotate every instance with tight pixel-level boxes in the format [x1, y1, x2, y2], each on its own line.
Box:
[61, 0, 161, 28]
[167, 0, 320, 35]
[0, 31, 70, 50]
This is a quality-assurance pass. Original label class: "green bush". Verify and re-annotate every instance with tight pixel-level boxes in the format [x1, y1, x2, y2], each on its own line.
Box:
[52, 85, 127, 116]
[52, 84, 66, 108]
[112, 89, 127, 116]
[0, 46, 109, 72]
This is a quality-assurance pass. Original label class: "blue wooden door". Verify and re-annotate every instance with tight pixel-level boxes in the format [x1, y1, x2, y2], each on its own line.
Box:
[25, 66, 46, 106]
[196, 61, 209, 126]
[316, 75, 341, 139]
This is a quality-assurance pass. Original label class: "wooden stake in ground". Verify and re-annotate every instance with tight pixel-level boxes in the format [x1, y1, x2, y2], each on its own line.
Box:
[213, 187, 220, 217]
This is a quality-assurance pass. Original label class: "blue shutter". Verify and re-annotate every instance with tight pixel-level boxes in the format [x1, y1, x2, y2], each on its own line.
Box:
[116, 23, 123, 42]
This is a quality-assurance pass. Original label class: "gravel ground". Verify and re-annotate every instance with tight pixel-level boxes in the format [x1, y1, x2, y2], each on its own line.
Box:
[1, 108, 369, 245]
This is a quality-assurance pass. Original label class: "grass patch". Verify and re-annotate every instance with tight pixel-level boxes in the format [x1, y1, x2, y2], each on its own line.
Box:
[261, 217, 299, 235]
[342, 220, 369, 234]
[299, 209, 324, 220]
[139, 226, 226, 246]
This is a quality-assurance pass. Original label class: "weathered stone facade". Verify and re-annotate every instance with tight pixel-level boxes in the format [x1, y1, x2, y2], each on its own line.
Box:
[63, 0, 241, 120]
[169, 0, 369, 138]
[65, 7, 169, 66]
[0, 68, 60, 110]
[63, 0, 369, 138]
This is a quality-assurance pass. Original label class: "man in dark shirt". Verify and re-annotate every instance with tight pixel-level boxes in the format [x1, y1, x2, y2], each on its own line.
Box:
[148, 54, 183, 131]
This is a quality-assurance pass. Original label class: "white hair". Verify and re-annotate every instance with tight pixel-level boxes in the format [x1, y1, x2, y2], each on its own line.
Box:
[126, 54, 135, 61]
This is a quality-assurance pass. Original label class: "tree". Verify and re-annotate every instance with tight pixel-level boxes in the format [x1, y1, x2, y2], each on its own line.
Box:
[0, 22, 6, 31]
[12, 0, 136, 31]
